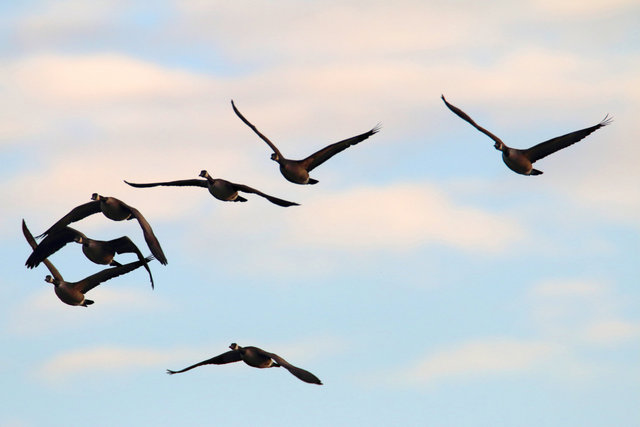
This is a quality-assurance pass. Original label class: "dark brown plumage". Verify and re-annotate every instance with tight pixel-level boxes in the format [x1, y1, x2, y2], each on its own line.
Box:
[232, 100, 380, 185]
[124, 170, 299, 207]
[25, 226, 155, 288]
[167, 343, 322, 385]
[37, 193, 167, 265]
[23, 220, 153, 306]
[441, 95, 612, 175]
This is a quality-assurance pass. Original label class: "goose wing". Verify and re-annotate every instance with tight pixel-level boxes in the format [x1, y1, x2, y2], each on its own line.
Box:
[26, 226, 83, 268]
[441, 95, 505, 146]
[22, 220, 63, 281]
[231, 100, 284, 158]
[166, 350, 242, 375]
[261, 350, 323, 385]
[232, 183, 299, 207]
[524, 115, 612, 162]
[301, 125, 380, 172]
[119, 201, 168, 265]
[109, 236, 155, 289]
[38, 200, 101, 237]
[77, 256, 153, 293]
[124, 179, 208, 188]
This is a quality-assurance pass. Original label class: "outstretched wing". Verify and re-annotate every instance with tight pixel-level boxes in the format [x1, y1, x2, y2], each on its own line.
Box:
[22, 220, 64, 281]
[124, 179, 208, 188]
[78, 256, 153, 293]
[110, 236, 155, 289]
[524, 115, 612, 162]
[119, 201, 168, 265]
[232, 183, 299, 207]
[166, 350, 242, 375]
[441, 95, 505, 146]
[38, 200, 101, 237]
[26, 226, 83, 268]
[301, 125, 380, 172]
[262, 350, 323, 385]
[231, 100, 284, 158]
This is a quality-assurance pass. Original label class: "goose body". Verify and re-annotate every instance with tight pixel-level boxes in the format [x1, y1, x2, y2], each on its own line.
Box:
[167, 342, 322, 385]
[125, 170, 299, 207]
[441, 95, 612, 175]
[231, 100, 379, 185]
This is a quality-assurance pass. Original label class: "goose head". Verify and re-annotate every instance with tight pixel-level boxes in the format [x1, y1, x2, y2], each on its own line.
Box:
[229, 343, 240, 350]
[44, 275, 59, 286]
[270, 153, 280, 162]
[199, 170, 210, 178]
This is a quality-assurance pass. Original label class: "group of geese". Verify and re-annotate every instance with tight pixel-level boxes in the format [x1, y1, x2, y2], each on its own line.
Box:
[21, 97, 612, 385]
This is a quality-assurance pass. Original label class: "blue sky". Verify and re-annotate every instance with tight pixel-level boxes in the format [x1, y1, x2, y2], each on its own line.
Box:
[1, 1, 639, 426]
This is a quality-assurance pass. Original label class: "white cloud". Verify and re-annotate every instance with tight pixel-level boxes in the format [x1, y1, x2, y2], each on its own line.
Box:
[37, 345, 183, 382]
[5, 53, 215, 103]
[287, 183, 526, 253]
[35, 335, 335, 383]
[530, 279, 607, 298]
[532, 0, 638, 17]
[581, 319, 640, 345]
[399, 338, 559, 385]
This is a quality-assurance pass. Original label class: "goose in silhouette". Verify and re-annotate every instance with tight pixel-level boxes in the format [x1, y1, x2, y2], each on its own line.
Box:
[232, 100, 380, 185]
[124, 170, 299, 207]
[37, 194, 167, 265]
[167, 342, 322, 385]
[22, 220, 153, 306]
[441, 95, 612, 175]
[25, 226, 154, 288]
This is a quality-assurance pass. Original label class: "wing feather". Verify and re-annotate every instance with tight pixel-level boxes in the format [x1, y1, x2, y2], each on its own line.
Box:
[22, 219, 64, 281]
[524, 115, 612, 162]
[441, 95, 505, 145]
[301, 125, 380, 172]
[166, 351, 242, 374]
[231, 100, 284, 158]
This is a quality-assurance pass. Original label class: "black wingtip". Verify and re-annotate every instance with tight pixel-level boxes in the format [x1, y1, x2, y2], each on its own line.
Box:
[371, 123, 382, 134]
[166, 369, 176, 375]
[600, 114, 613, 126]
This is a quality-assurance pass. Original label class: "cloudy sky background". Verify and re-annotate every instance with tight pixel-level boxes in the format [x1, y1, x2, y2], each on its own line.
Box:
[1, 1, 639, 426]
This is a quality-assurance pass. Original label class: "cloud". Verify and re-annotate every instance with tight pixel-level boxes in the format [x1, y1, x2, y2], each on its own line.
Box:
[37, 345, 182, 382]
[5, 53, 215, 104]
[35, 335, 336, 383]
[286, 183, 526, 253]
[532, 0, 638, 17]
[398, 338, 559, 385]
[581, 319, 640, 345]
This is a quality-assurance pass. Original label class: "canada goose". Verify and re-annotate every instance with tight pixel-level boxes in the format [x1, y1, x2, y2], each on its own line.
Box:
[22, 220, 153, 306]
[167, 343, 323, 385]
[37, 194, 167, 265]
[25, 226, 155, 288]
[124, 170, 299, 207]
[441, 95, 612, 175]
[232, 100, 380, 185]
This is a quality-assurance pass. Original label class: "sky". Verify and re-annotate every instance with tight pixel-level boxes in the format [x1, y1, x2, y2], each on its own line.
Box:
[1, 1, 639, 426]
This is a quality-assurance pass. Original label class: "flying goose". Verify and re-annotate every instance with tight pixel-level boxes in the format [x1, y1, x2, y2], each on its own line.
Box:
[25, 226, 155, 288]
[441, 95, 612, 175]
[167, 343, 323, 385]
[22, 220, 153, 306]
[124, 170, 299, 207]
[37, 194, 167, 265]
[232, 100, 380, 185]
